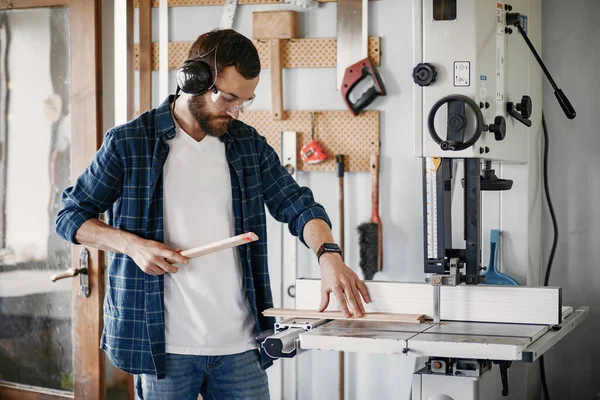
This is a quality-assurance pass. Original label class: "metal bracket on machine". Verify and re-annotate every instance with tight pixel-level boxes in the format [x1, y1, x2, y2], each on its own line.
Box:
[262, 318, 328, 359]
[423, 358, 511, 397]
[427, 257, 459, 324]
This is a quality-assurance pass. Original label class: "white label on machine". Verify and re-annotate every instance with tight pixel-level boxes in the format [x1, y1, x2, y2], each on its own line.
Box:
[453, 61, 470, 87]
[496, 2, 505, 34]
[496, 3, 506, 106]
[479, 75, 488, 100]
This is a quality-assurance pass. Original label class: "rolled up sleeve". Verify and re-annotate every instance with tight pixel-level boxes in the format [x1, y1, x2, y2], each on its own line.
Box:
[257, 134, 331, 247]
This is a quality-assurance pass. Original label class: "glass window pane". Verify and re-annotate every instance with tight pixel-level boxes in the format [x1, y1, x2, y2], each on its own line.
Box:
[0, 7, 73, 392]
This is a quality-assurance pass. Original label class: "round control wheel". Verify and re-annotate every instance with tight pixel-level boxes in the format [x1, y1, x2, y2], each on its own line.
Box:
[427, 94, 485, 151]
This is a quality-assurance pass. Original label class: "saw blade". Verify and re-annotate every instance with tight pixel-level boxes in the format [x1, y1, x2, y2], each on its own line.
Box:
[336, 0, 368, 90]
[219, 0, 238, 30]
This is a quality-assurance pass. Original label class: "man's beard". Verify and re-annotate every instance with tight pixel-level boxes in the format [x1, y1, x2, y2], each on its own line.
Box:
[187, 95, 232, 137]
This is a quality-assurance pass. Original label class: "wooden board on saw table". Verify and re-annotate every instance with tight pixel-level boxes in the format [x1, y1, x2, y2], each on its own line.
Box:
[263, 308, 425, 324]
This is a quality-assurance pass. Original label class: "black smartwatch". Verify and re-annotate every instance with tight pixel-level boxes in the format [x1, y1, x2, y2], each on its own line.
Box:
[317, 243, 343, 263]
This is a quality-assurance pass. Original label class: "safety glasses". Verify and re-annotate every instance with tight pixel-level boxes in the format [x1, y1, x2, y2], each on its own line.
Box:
[210, 86, 256, 113]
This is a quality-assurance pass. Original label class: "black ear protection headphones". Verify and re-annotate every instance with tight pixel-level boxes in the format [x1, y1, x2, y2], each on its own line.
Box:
[176, 58, 213, 96]
[175, 32, 230, 97]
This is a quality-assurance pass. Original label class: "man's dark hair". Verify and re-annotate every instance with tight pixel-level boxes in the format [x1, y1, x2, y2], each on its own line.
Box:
[188, 29, 261, 79]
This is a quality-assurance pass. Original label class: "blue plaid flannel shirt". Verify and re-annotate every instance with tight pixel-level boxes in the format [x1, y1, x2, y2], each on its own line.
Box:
[55, 96, 331, 378]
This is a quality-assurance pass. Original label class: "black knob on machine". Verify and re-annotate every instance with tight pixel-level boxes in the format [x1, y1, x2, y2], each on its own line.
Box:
[413, 63, 437, 87]
[487, 116, 507, 141]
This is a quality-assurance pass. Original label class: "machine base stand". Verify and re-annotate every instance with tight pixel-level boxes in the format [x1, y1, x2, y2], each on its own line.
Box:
[412, 363, 506, 400]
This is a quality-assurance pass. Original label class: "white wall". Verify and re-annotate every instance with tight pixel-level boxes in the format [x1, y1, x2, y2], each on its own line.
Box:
[541, 0, 599, 398]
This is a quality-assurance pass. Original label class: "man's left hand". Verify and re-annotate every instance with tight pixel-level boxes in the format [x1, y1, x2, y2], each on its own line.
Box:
[317, 253, 371, 318]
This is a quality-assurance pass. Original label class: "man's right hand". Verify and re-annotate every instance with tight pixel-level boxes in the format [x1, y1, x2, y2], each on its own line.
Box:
[126, 236, 189, 276]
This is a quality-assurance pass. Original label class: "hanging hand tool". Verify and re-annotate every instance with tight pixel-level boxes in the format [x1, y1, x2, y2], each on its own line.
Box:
[219, 0, 238, 29]
[252, 11, 299, 120]
[341, 58, 387, 116]
[358, 153, 382, 280]
[337, 155, 346, 254]
[337, 0, 386, 116]
[300, 112, 328, 165]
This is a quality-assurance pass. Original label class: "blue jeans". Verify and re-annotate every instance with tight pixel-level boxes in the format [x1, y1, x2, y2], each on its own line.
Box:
[134, 350, 270, 400]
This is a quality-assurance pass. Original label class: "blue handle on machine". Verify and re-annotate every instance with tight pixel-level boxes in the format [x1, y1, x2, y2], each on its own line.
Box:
[483, 229, 519, 286]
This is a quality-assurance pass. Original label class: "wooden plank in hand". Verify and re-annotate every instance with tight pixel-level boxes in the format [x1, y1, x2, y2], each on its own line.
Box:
[174, 232, 258, 262]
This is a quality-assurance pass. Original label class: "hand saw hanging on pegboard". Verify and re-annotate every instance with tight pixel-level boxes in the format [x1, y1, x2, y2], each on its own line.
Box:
[337, 0, 386, 116]
[219, 0, 238, 29]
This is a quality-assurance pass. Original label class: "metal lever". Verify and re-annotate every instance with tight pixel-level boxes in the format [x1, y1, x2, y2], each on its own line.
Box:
[506, 12, 576, 119]
[50, 247, 90, 297]
[51, 268, 84, 282]
[507, 102, 532, 127]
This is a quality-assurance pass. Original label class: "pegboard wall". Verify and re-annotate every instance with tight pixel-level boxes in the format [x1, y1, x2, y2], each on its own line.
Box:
[239, 110, 379, 172]
[134, 38, 380, 70]
[133, 1, 383, 173]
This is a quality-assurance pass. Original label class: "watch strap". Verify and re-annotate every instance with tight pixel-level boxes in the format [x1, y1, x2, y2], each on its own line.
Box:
[317, 243, 342, 263]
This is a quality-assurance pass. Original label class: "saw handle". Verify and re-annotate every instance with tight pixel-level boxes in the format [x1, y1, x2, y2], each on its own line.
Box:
[341, 58, 386, 116]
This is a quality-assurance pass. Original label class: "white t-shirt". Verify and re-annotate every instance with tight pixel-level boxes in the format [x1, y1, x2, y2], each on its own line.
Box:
[163, 118, 256, 355]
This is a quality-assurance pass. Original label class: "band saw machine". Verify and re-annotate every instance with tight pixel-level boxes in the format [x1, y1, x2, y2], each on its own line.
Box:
[260, 1, 589, 399]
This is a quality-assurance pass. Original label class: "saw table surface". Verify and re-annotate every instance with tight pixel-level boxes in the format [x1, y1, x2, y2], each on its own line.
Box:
[298, 306, 588, 361]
